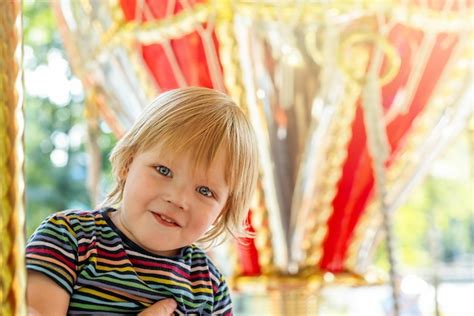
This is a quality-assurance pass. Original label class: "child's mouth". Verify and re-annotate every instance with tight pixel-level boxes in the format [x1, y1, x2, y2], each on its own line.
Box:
[151, 212, 181, 227]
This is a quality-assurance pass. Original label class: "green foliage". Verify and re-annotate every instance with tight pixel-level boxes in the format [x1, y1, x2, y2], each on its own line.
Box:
[374, 134, 474, 269]
[23, 1, 60, 63]
[24, 1, 115, 237]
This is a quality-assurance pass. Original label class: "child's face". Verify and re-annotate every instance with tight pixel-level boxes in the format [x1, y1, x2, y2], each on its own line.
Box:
[115, 143, 229, 257]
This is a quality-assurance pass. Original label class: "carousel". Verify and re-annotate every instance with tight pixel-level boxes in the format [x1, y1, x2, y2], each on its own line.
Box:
[1, 0, 473, 315]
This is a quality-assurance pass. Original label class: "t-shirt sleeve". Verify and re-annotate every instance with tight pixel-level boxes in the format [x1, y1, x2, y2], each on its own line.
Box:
[212, 274, 233, 315]
[25, 212, 78, 295]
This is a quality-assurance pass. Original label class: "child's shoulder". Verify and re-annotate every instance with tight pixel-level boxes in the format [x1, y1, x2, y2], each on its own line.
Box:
[37, 208, 113, 241]
[46, 208, 101, 219]
[184, 244, 211, 263]
[184, 245, 223, 277]
[43, 208, 107, 227]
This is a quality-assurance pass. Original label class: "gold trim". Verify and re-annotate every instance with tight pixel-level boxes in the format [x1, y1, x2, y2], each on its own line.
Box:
[0, 1, 26, 314]
[235, 0, 391, 23]
[230, 269, 384, 293]
[301, 79, 363, 269]
[297, 27, 375, 269]
[339, 32, 401, 85]
[214, 0, 276, 273]
[101, 2, 212, 46]
[230, 272, 327, 316]
[215, 0, 247, 112]
[252, 181, 276, 275]
[233, 2, 473, 34]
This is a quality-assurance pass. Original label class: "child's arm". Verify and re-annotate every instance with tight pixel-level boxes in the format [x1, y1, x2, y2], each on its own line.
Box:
[212, 274, 233, 315]
[27, 269, 177, 316]
[27, 271, 70, 316]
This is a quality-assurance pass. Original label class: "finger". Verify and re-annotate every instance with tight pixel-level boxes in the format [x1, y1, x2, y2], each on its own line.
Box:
[158, 299, 177, 315]
[139, 298, 177, 316]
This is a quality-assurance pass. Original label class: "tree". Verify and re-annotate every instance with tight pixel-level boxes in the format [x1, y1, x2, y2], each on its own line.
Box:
[23, 1, 114, 237]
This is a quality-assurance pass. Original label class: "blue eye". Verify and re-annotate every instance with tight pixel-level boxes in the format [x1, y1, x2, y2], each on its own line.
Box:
[197, 186, 213, 198]
[156, 165, 172, 177]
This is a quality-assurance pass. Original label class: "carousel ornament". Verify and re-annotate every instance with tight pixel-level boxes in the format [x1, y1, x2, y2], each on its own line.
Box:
[1, 0, 472, 314]
[50, 0, 473, 314]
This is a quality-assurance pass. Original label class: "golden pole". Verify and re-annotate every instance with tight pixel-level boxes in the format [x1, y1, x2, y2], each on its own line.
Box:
[0, 0, 26, 315]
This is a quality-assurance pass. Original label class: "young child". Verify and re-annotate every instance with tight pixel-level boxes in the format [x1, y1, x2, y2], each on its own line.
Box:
[26, 87, 259, 315]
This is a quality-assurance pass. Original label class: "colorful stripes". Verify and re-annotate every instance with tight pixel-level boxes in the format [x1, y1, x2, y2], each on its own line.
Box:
[26, 209, 232, 315]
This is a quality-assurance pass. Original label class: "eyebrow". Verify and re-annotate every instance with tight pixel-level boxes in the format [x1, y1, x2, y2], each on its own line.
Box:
[200, 176, 229, 193]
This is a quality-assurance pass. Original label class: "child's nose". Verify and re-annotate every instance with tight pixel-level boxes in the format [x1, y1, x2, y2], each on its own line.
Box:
[164, 182, 189, 210]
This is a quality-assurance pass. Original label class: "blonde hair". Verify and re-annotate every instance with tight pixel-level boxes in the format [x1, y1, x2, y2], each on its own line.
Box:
[101, 87, 258, 244]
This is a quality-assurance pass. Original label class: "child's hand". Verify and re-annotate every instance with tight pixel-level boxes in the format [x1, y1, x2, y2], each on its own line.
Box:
[138, 298, 177, 316]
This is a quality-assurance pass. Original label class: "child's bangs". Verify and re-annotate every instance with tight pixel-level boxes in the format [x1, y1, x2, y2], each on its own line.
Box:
[154, 117, 235, 185]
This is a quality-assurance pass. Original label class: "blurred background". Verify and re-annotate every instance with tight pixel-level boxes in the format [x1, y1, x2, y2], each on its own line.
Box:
[16, 0, 474, 315]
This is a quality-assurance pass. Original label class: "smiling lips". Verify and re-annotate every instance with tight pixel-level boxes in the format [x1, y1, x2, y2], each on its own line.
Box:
[151, 211, 181, 227]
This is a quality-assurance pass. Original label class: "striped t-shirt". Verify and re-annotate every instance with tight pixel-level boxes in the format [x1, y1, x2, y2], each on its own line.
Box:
[26, 208, 232, 315]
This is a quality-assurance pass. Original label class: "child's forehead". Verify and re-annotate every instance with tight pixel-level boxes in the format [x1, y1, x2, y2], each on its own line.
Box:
[140, 141, 229, 171]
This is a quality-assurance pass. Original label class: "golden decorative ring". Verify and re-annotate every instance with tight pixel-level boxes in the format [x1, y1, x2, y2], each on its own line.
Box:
[338, 31, 401, 86]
